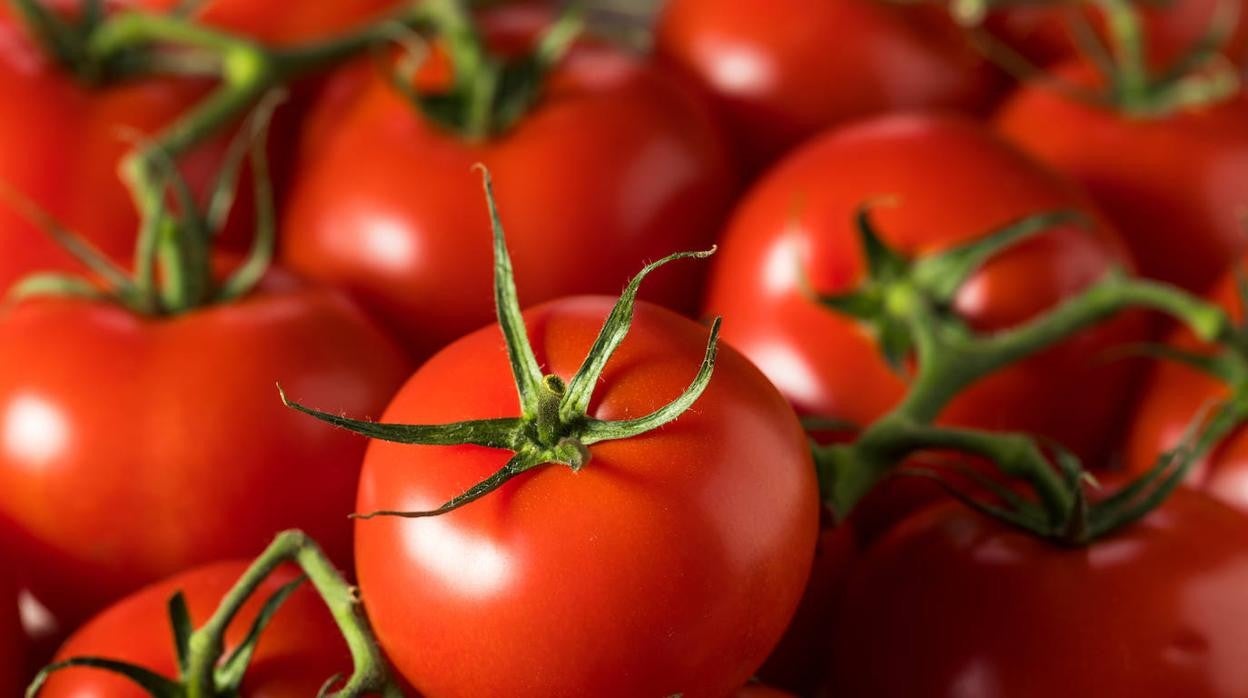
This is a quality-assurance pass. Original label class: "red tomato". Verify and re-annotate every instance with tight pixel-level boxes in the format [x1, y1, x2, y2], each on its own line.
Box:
[989, 0, 1248, 69]
[655, 0, 1000, 173]
[139, 0, 401, 45]
[282, 4, 738, 358]
[996, 62, 1248, 293]
[0, 271, 409, 626]
[1126, 269, 1248, 510]
[0, 5, 233, 295]
[354, 298, 819, 697]
[704, 113, 1146, 466]
[826, 489, 1248, 696]
[734, 685, 795, 698]
[36, 561, 350, 697]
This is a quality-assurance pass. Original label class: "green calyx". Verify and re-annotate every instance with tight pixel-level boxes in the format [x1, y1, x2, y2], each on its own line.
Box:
[387, 0, 584, 143]
[808, 204, 1086, 374]
[9, 0, 118, 83]
[27, 531, 402, 698]
[6, 93, 282, 316]
[282, 166, 721, 519]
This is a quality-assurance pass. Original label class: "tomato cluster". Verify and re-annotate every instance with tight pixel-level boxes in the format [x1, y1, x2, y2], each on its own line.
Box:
[3, 1, 1248, 697]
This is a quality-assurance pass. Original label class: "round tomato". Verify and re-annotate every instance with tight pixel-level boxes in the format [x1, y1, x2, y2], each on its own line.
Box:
[704, 113, 1146, 466]
[0, 270, 409, 626]
[0, 4, 235, 296]
[354, 298, 819, 697]
[35, 560, 350, 697]
[139, 0, 401, 45]
[281, 4, 738, 359]
[655, 0, 1000, 173]
[988, 0, 1248, 69]
[1126, 269, 1248, 510]
[996, 62, 1248, 293]
[825, 489, 1248, 696]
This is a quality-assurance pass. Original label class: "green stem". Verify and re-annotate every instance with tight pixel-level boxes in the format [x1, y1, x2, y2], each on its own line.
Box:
[1097, 0, 1150, 105]
[184, 531, 400, 698]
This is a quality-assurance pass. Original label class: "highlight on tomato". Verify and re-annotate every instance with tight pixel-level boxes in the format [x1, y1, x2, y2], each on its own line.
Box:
[703, 112, 1146, 467]
[282, 167, 820, 697]
[995, 0, 1248, 293]
[281, 0, 738, 358]
[0, 107, 410, 628]
[655, 0, 1000, 174]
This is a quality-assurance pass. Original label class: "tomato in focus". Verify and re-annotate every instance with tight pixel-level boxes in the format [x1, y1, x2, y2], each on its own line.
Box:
[655, 0, 1000, 174]
[36, 561, 351, 697]
[704, 113, 1145, 466]
[354, 298, 819, 697]
[996, 62, 1248, 293]
[825, 489, 1248, 696]
[0, 271, 410, 626]
[282, 4, 738, 359]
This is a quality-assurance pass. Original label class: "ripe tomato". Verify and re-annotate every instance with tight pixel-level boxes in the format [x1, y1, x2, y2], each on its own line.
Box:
[734, 685, 795, 698]
[139, 0, 401, 44]
[0, 270, 409, 626]
[996, 62, 1248, 293]
[0, 4, 233, 295]
[35, 561, 350, 697]
[704, 113, 1145, 465]
[282, 4, 738, 358]
[354, 298, 819, 697]
[825, 489, 1248, 696]
[1125, 270, 1248, 510]
[988, 0, 1248, 69]
[655, 0, 1000, 173]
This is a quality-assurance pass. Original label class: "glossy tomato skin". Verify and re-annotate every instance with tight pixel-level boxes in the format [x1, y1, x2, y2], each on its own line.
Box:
[655, 0, 1000, 173]
[996, 62, 1248, 293]
[0, 5, 233, 295]
[281, 5, 738, 359]
[355, 298, 820, 698]
[1126, 271, 1248, 510]
[0, 272, 410, 626]
[36, 561, 350, 698]
[825, 489, 1248, 697]
[705, 113, 1146, 465]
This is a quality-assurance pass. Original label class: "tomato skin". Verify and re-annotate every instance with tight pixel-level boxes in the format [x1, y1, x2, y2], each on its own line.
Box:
[36, 561, 350, 698]
[655, 0, 999, 173]
[0, 273, 410, 626]
[0, 579, 22, 697]
[704, 113, 1146, 465]
[734, 685, 795, 698]
[281, 5, 738, 359]
[1125, 270, 1248, 510]
[825, 489, 1248, 697]
[139, 0, 401, 44]
[996, 62, 1248, 293]
[355, 298, 820, 698]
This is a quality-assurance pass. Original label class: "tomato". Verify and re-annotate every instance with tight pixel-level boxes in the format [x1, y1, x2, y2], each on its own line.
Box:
[281, 4, 738, 359]
[354, 298, 819, 697]
[0, 4, 235, 296]
[1126, 269, 1248, 510]
[139, 0, 401, 45]
[734, 685, 795, 698]
[35, 560, 350, 697]
[996, 62, 1248, 293]
[825, 489, 1248, 696]
[704, 113, 1146, 466]
[0, 270, 410, 626]
[988, 0, 1248, 69]
[655, 0, 1000, 173]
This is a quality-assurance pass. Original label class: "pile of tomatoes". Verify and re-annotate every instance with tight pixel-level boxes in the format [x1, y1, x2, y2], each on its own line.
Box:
[3, 0, 1248, 696]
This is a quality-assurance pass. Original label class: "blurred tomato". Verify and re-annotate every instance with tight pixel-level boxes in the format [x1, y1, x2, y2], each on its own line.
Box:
[997, 62, 1248, 293]
[0, 271, 409, 626]
[655, 0, 1000, 173]
[282, 4, 737, 358]
[37, 561, 351, 697]
[705, 113, 1146, 466]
